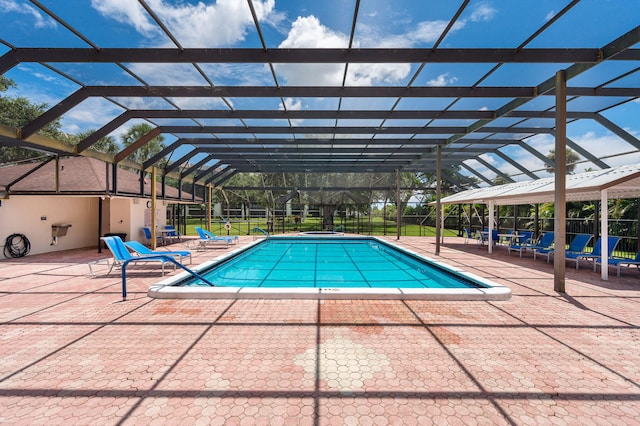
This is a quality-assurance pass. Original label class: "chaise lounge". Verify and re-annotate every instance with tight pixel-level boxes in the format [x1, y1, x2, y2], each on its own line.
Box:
[124, 240, 192, 264]
[565, 236, 621, 270]
[90, 236, 178, 276]
[593, 251, 640, 277]
[533, 233, 592, 263]
[194, 227, 232, 250]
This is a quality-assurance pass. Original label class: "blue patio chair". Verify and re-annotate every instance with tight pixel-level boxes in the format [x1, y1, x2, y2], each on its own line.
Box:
[194, 227, 231, 250]
[463, 227, 473, 244]
[164, 225, 181, 243]
[95, 236, 175, 276]
[124, 240, 191, 264]
[594, 252, 640, 277]
[142, 227, 163, 246]
[566, 236, 621, 270]
[510, 231, 554, 257]
[533, 233, 592, 263]
[477, 228, 499, 246]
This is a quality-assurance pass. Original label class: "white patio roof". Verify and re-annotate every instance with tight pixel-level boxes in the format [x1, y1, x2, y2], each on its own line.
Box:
[438, 163, 640, 206]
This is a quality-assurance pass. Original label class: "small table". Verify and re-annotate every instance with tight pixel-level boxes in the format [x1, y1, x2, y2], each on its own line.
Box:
[497, 233, 519, 246]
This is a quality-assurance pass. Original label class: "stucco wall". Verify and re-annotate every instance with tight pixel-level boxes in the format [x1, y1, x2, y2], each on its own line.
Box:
[0, 195, 98, 255]
[0, 195, 168, 256]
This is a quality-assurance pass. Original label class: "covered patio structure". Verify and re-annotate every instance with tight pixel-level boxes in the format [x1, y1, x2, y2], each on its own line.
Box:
[438, 163, 640, 283]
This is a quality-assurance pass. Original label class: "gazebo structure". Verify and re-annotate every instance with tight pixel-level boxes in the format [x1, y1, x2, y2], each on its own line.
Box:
[0, 2, 639, 288]
[438, 163, 640, 282]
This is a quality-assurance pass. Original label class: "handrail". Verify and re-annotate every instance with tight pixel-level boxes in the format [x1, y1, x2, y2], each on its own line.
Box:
[121, 254, 214, 301]
[252, 227, 269, 239]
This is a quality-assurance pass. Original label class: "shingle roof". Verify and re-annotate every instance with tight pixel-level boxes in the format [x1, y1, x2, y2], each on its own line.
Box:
[0, 156, 194, 200]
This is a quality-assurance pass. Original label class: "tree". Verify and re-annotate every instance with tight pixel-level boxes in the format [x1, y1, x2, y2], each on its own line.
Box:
[121, 123, 165, 164]
[493, 174, 511, 185]
[545, 148, 580, 174]
[0, 76, 66, 164]
[67, 129, 119, 155]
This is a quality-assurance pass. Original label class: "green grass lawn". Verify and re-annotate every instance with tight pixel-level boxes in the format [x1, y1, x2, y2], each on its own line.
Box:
[183, 216, 458, 238]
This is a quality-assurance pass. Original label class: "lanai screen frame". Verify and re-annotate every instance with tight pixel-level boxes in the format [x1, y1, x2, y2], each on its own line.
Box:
[0, 1, 639, 289]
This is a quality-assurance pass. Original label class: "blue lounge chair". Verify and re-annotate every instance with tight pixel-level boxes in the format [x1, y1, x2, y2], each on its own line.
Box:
[142, 227, 164, 246]
[533, 233, 592, 263]
[509, 231, 554, 257]
[507, 230, 535, 256]
[566, 236, 621, 270]
[124, 240, 192, 264]
[194, 227, 231, 250]
[92, 236, 176, 276]
[594, 252, 640, 277]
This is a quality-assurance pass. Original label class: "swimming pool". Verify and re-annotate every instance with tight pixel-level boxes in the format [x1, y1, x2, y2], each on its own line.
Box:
[148, 237, 511, 300]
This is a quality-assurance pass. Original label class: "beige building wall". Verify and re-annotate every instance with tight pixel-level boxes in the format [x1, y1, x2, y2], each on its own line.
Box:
[0, 195, 98, 255]
[0, 195, 167, 256]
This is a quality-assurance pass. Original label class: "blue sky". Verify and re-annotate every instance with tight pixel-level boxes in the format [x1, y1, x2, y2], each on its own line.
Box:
[0, 0, 639, 181]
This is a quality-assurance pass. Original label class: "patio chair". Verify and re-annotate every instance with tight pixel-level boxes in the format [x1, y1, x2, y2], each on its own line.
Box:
[124, 240, 192, 264]
[533, 233, 592, 263]
[594, 252, 640, 277]
[91, 236, 176, 276]
[509, 231, 554, 257]
[142, 227, 164, 246]
[566, 236, 621, 270]
[477, 228, 499, 246]
[164, 225, 181, 243]
[463, 227, 473, 244]
[507, 230, 535, 256]
[194, 227, 231, 250]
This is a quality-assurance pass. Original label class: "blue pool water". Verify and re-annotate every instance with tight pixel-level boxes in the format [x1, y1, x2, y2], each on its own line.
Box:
[182, 237, 484, 289]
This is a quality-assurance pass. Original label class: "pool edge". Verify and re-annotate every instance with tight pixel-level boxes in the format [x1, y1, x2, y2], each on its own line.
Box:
[148, 285, 511, 301]
[147, 236, 512, 301]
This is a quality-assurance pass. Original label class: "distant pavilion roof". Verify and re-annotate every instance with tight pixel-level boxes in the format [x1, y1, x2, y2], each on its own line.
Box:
[438, 163, 640, 206]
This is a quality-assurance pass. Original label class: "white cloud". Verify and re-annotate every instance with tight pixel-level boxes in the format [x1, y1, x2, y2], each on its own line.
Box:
[409, 20, 464, 45]
[0, 0, 56, 28]
[92, 0, 276, 47]
[276, 15, 410, 86]
[280, 97, 303, 124]
[570, 131, 640, 168]
[469, 2, 497, 22]
[169, 97, 228, 110]
[90, 0, 156, 34]
[63, 98, 124, 134]
[279, 15, 347, 49]
[545, 10, 556, 21]
[127, 63, 209, 85]
[281, 98, 302, 111]
[426, 73, 458, 87]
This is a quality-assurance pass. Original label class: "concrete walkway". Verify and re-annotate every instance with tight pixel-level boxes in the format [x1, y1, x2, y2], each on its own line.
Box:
[0, 236, 639, 425]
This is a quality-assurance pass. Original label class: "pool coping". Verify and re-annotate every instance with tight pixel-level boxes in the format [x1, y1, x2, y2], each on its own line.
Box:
[148, 236, 512, 301]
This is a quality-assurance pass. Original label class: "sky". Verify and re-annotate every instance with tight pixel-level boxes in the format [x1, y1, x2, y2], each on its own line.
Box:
[0, 0, 639, 182]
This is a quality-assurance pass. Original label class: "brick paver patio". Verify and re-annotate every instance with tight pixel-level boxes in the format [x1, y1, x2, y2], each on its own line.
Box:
[1, 236, 639, 425]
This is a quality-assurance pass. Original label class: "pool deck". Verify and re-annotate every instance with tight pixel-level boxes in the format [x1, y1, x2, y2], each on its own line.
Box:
[1, 235, 639, 424]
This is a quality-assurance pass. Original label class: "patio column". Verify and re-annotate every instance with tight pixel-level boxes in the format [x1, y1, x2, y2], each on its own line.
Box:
[554, 70, 567, 293]
[207, 184, 212, 232]
[488, 201, 495, 254]
[151, 167, 157, 250]
[600, 189, 609, 280]
[435, 146, 442, 255]
[396, 169, 401, 240]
